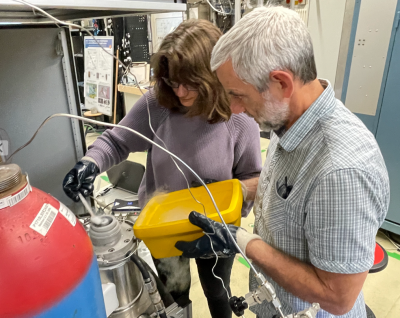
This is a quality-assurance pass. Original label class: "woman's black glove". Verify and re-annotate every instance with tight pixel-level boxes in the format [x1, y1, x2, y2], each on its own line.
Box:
[175, 211, 241, 259]
[63, 160, 99, 202]
[175, 211, 262, 259]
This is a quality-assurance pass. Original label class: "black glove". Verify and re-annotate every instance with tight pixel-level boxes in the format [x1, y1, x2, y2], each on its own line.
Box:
[175, 211, 240, 259]
[63, 160, 99, 202]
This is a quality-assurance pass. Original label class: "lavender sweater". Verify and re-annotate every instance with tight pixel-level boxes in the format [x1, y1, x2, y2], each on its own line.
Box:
[86, 90, 262, 216]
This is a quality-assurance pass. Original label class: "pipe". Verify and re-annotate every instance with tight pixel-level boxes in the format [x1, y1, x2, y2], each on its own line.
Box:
[142, 261, 175, 307]
[130, 254, 151, 282]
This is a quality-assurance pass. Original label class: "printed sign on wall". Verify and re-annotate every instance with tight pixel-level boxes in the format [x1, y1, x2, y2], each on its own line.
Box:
[84, 36, 114, 116]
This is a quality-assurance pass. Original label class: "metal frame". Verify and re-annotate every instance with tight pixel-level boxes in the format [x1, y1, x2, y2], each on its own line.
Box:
[334, 0, 357, 100]
[376, 0, 400, 235]
[338, 0, 400, 235]
[234, 0, 241, 24]
[381, 220, 400, 236]
[339, 0, 398, 132]
[0, 1, 187, 23]
[60, 29, 85, 161]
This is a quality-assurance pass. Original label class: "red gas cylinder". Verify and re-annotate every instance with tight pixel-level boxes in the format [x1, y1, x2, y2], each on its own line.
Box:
[0, 164, 106, 318]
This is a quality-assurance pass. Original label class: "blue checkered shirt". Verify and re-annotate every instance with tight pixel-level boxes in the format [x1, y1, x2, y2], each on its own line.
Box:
[250, 80, 390, 318]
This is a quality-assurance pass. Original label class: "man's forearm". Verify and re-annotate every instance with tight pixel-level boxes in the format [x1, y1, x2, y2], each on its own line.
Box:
[240, 177, 259, 201]
[246, 240, 365, 315]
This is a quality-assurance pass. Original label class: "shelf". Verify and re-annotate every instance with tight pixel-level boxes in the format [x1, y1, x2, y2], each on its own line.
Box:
[118, 84, 148, 96]
[0, 1, 186, 23]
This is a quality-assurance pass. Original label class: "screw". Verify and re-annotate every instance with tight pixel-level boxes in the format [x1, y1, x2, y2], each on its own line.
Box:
[126, 228, 132, 231]
[108, 248, 115, 252]
[124, 239, 130, 243]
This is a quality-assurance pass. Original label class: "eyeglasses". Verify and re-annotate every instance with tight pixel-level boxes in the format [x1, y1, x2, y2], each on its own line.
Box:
[161, 77, 198, 91]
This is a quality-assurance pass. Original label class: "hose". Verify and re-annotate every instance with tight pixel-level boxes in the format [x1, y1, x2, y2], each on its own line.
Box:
[142, 261, 175, 307]
[130, 254, 151, 282]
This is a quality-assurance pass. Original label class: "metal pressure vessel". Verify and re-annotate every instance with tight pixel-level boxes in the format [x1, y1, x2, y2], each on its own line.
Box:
[0, 164, 106, 318]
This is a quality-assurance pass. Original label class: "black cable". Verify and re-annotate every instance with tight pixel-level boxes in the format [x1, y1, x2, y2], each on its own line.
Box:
[142, 260, 175, 307]
[159, 312, 168, 318]
[130, 254, 151, 281]
[101, 201, 114, 213]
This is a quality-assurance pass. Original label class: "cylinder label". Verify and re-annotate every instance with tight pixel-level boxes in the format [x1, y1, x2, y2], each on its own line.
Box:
[30, 204, 58, 236]
[59, 202, 77, 226]
[0, 175, 32, 210]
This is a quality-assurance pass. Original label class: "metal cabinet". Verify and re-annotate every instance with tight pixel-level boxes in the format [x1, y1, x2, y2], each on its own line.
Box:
[0, 1, 186, 214]
[337, 0, 400, 234]
[0, 26, 86, 214]
[376, 18, 400, 232]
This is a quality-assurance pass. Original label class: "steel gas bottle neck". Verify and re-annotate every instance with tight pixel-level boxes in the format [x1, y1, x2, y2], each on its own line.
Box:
[0, 164, 28, 203]
[0, 164, 22, 193]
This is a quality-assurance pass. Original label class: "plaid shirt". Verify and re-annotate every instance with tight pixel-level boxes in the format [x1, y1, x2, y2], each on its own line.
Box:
[250, 80, 390, 318]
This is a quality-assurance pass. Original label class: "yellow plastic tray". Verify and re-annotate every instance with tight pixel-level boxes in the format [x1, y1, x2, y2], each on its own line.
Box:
[133, 179, 242, 259]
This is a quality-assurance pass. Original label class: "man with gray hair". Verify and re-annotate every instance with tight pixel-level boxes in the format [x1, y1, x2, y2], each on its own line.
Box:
[176, 5, 390, 318]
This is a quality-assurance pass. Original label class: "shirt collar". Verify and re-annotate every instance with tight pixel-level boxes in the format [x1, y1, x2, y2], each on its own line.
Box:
[278, 79, 336, 152]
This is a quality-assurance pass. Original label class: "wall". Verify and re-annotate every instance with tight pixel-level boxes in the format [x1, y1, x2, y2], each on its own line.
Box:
[307, 0, 348, 86]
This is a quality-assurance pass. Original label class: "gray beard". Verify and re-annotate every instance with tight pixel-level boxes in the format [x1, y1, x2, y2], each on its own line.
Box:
[258, 91, 289, 135]
[259, 121, 285, 132]
[259, 122, 287, 138]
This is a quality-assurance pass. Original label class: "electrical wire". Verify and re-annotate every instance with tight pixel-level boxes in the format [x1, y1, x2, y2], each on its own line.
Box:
[13, 0, 211, 248]
[207, 0, 227, 15]
[10, 0, 266, 296]
[226, 0, 234, 14]
[12, 1, 208, 223]
[143, 89, 207, 217]
[7, 113, 260, 273]
[101, 201, 115, 213]
[12, 0, 205, 220]
[131, 54, 229, 298]
[205, 232, 230, 300]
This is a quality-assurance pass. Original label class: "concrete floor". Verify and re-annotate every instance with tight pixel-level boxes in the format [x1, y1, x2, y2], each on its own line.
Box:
[86, 132, 400, 318]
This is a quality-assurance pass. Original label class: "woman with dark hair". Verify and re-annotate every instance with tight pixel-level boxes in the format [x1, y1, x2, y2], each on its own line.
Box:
[63, 19, 261, 318]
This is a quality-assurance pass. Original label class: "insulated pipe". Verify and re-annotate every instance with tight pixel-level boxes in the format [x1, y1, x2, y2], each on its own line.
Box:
[142, 261, 175, 307]
[130, 254, 151, 282]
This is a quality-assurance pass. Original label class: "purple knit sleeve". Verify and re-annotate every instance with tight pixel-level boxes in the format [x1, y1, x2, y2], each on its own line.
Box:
[231, 114, 262, 180]
[85, 90, 167, 172]
[230, 114, 262, 217]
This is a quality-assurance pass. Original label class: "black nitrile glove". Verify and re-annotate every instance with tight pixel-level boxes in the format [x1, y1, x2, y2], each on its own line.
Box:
[63, 160, 99, 202]
[175, 211, 241, 259]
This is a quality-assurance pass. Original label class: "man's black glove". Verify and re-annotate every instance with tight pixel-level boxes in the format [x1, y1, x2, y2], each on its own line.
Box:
[175, 211, 241, 258]
[63, 160, 99, 202]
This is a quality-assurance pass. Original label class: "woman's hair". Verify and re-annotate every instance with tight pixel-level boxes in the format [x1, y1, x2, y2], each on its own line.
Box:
[152, 19, 231, 124]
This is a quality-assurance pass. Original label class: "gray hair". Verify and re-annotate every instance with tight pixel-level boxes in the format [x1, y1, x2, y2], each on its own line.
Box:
[211, 5, 317, 92]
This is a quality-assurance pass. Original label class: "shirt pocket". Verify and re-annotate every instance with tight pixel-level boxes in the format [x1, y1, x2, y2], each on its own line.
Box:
[261, 183, 287, 234]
